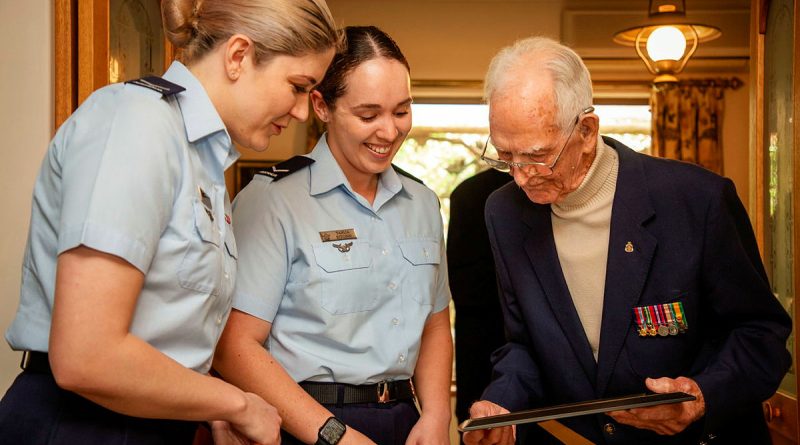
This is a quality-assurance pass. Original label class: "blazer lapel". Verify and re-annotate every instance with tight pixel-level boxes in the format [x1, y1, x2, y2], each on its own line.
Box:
[522, 202, 598, 385]
[596, 138, 657, 395]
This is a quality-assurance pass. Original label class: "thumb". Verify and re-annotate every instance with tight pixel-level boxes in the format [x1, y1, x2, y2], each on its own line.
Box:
[645, 377, 676, 393]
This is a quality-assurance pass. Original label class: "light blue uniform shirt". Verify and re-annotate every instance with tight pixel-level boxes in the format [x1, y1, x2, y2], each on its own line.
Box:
[6, 61, 239, 373]
[232, 135, 451, 384]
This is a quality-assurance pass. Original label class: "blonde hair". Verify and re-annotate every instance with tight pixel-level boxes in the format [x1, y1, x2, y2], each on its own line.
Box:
[161, 0, 340, 64]
[484, 36, 593, 131]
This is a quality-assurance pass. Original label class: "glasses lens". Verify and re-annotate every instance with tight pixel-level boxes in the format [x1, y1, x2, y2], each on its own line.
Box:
[482, 138, 510, 171]
[484, 157, 511, 172]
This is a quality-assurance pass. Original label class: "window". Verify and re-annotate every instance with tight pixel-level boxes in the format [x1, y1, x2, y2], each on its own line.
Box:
[394, 103, 651, 231]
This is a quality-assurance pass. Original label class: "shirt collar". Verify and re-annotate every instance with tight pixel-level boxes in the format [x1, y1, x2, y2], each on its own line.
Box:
[162, 61, 238, 169]
[307, 134, 407, 201]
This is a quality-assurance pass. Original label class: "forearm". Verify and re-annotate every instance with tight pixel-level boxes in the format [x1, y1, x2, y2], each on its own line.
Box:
[48, 247, 251, 423]
[413, 308, 453, 421]
[214, 333, 371, 444]
[52, 333, 249, 422]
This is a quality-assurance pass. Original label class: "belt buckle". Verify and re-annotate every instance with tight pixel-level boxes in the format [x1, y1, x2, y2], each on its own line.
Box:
[377, 381, 396, 404]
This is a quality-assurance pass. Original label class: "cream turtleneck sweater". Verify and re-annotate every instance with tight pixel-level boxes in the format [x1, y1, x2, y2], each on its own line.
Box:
[551, 137, 619, 361]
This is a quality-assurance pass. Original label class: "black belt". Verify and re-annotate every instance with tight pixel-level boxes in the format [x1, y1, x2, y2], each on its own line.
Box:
[300, 380, 415, 405]
[20, 351, 51, 374]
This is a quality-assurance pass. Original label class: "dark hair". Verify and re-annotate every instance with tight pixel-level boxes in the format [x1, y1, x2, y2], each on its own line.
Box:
[315, 26, 410, 107]
[161, 0, 341, 65]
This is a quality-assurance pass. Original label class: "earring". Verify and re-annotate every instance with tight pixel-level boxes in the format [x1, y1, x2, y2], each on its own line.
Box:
[229, 71, 239, 80]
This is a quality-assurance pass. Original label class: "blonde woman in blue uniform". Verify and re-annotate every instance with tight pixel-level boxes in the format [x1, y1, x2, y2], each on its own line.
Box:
[0, 1, 339, 444]
[214, 26, 453, 445]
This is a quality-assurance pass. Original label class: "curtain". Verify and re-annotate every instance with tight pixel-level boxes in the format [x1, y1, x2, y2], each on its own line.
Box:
[650, 81, 726, 174]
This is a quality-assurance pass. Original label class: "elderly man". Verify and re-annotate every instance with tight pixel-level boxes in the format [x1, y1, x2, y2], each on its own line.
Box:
[463, 37, 791, 445]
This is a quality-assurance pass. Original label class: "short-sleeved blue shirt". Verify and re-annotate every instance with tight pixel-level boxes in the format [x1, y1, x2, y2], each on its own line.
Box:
[232, 135, 451, 384]
[6, 61, 239, 373]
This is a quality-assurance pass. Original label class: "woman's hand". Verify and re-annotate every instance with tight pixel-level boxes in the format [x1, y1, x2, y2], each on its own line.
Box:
[226, 392, 282, 445]
[405, 412, 450, 445]
[210, 420, 254, 445]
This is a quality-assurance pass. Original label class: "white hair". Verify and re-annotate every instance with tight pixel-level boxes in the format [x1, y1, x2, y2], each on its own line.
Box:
[484, 36, 593, 131]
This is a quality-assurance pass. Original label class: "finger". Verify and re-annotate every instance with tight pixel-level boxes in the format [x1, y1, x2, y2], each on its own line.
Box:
[499, 425, 514, 445]
[462, 430, 481, 445]
[645, 376, 677, 393]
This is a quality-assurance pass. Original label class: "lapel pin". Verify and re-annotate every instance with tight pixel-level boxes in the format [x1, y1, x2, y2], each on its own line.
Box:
[625, 241, 634, 253]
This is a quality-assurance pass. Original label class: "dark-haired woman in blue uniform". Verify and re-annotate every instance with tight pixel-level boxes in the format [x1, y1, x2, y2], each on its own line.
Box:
[215, 26, 453, 445]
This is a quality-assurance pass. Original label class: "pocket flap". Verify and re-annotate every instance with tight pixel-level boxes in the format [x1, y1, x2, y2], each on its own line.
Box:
[399, 239, 440, 265]
[312, 240, 371, 272]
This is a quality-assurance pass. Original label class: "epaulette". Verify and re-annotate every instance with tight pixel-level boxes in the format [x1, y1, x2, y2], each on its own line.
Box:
[125, 76, 185, 96]
[392, 164, 424, 185]
[256, 156, 315, 182]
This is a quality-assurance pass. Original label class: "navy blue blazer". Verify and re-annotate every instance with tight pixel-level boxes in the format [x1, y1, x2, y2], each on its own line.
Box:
[482, 137, 791, 444]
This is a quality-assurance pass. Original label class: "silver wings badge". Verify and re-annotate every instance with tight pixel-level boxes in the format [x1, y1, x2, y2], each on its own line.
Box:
[332, 242, 353, 253]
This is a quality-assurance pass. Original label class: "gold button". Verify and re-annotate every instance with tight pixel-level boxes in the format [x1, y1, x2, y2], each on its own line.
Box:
[603, 423, 615, 435]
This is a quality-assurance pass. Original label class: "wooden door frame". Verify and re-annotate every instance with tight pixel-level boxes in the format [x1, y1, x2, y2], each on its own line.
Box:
[752, 0, 800, 442]
[54, 0, 174, 130]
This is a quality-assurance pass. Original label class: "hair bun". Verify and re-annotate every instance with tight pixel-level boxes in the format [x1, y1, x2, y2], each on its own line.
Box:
[161, 0, 200, 49]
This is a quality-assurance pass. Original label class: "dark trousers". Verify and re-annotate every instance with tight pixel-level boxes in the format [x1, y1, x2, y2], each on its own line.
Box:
[281, 400, 419, 445]
[454, 305, 505, 423]
[0, 371, 197, 445]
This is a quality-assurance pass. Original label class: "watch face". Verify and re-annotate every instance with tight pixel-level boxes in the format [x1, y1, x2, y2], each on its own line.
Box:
[321, 417, 346, 444]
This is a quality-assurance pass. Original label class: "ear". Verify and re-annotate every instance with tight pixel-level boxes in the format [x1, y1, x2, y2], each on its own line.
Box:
[223, 33, 255, 81]
[310, 90, 331, 122]
[578, 112, 599, 153]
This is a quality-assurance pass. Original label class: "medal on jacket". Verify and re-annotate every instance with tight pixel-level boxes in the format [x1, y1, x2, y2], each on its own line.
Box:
[653, 304, 669, 336]
[644, 306, 657, 336]
[633, 307, 648, 336]
[662, 304, 679, 335]
[672, 302, 688, 332]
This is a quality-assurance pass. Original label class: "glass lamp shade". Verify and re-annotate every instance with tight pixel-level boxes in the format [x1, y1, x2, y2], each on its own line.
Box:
[613, 0, 721, 83]
[646, 26, 687, 61]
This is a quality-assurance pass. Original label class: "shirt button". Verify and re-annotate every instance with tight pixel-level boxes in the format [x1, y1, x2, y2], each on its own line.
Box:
[423, 248, 429, 257]
[603, 423, 615, 435]
[388, 282, 397, 290]
[216, 315, 223, 325]
[224, 272, 230, 280]
[382, 249, 389, 256]
[392, 317, 400, 326]
[398, 354, 406, 363]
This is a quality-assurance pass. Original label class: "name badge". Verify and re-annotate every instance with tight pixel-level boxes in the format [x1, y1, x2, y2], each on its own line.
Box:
[319, 228, 357, 242]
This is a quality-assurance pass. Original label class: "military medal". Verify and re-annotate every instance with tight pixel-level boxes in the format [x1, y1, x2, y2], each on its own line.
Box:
[672, 302, 688, 332]
[644, 306, 657, 336]
[662, 303, 679, 335]
[654, 304, 669, 336]
[633, 307, 648, 336]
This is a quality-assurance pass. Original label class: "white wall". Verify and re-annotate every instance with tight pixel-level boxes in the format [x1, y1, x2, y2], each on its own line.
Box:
[0, 0, 53, 391]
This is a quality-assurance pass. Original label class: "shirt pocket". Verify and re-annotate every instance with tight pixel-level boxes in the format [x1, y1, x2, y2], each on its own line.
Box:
[398, 238, 441, 306]
[624, 293, 693, 379]
[312, 240, 374, 314]
[177, 198, 223, 295]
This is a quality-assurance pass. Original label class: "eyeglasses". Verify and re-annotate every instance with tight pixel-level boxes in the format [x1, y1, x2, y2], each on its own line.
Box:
[481, 106, 595, 176]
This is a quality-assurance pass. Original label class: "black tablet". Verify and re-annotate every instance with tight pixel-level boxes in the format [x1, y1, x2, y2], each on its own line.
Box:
[458, 392, 696, 431]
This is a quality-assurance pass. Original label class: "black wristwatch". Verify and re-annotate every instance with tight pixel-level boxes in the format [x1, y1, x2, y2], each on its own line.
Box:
[316, 416, 346, 445]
